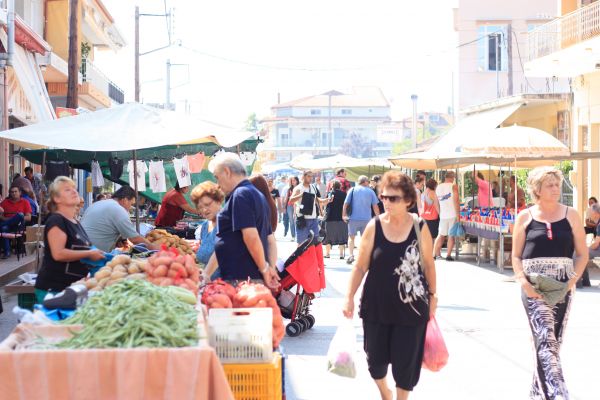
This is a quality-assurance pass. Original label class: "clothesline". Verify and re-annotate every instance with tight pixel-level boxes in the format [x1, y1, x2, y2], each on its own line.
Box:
[90, 152, 207, 194]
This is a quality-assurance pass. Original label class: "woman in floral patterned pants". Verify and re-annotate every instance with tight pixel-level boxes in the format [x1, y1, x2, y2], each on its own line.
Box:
[512, 167, 588, 399]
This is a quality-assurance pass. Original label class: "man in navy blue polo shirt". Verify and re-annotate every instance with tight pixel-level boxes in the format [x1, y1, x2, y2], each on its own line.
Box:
[209, 153, 279, 288]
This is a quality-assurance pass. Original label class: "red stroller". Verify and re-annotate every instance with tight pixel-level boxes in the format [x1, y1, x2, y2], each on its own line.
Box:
[276, 232, 326, 337]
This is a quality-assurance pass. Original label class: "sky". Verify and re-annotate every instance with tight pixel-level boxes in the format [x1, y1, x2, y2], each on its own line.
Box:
[94, 0, 458, 128]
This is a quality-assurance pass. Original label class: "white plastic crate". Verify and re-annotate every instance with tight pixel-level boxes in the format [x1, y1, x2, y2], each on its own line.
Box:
[208, 307, 273, 364]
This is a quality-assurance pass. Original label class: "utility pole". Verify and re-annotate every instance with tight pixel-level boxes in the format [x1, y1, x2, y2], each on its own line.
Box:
[66, 0, 79, 109]
[507, 24, 514, 96]
[134, 6, 140, 102]
[411, 94, 418, 149]
[328, 93, 332, 154]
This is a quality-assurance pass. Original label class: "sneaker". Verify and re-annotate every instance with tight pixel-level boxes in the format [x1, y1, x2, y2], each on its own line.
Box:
[346, 255, 355, 264]
[434, 256, 442, 261]
[324, 255, 330, 258]
[446, 256, 455, 262]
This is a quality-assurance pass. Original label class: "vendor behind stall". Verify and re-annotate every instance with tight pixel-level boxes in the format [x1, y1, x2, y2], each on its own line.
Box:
[155, 183, 202, 227]
[34, 177, 105, 303]
[508, 176, 527, 210]
[81, 186, 158, 252]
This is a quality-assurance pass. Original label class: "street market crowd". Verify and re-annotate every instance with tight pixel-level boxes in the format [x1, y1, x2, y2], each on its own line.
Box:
[25, 152, 595, 400]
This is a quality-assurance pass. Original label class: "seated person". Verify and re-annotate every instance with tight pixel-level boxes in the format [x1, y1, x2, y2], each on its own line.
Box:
[585, 196, 599, 236]
[0, 186, 32, 258]
[21, 192, 38, 221]
[583, 203, 600, 287]
[81, 186, 159, 252]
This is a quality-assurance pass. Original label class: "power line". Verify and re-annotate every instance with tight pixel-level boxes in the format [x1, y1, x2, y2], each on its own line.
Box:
[178, 30, 504, 73]
[511, 30, 540, 92]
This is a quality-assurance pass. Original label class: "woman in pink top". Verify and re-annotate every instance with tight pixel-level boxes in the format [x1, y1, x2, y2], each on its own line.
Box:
[475, 171, 492, 208]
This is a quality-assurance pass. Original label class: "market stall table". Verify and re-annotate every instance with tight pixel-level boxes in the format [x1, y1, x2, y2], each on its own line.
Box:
[0, 345, 233, 400]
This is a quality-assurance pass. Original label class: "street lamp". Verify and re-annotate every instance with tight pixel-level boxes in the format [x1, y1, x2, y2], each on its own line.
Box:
[322, 90, 344, 154]
[411, 94, 418, 149]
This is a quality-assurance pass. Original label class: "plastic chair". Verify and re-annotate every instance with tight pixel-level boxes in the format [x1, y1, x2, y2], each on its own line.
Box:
[0, 218, 27, 260]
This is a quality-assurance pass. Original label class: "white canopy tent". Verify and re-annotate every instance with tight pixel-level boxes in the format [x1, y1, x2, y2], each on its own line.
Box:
[0, 102, 255, 151]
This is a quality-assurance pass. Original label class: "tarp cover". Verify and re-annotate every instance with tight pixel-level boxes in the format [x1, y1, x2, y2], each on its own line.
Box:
[0, 103, 255, 151]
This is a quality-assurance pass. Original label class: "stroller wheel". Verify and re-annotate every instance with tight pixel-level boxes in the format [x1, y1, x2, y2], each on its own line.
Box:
[297, 317, 309, 331]
[286, 321, 302, 337]
[306, 314, 315, 329]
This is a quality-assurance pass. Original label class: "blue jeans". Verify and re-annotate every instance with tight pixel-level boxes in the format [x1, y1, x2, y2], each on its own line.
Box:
[286, 205, 296, 238]
[0, 213, 24, 256]
[296, 217, 319, 245]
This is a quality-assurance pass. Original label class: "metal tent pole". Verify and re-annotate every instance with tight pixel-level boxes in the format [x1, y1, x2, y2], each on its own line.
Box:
[133, 150, 140, 232]
[35, 151, 47, 272]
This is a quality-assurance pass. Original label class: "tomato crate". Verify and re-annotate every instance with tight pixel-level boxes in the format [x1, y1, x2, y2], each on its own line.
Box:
[208, 307, 273, 364]
[223, 353, 282, 400]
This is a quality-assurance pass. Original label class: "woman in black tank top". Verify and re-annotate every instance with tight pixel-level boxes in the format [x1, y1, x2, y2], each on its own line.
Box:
[512, 167, 588, 400]
[342, 171, 437, 399]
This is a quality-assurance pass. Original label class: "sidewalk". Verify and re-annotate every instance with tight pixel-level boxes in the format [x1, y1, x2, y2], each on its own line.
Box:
[276, 230, 600, 400]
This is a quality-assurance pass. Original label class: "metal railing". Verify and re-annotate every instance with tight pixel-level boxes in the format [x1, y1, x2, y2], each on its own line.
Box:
[529, 2, 600, 60]
[80, 58, 125, 104]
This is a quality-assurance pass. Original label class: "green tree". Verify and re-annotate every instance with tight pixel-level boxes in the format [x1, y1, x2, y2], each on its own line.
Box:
[245, 113, 258, 133]
[340, 133, 373, 158]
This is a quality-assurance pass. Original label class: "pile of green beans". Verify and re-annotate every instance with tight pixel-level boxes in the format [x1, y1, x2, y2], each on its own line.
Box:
[58, 280, 198, 349]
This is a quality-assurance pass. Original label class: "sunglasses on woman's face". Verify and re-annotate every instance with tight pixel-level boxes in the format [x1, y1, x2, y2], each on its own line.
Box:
[379, 194, 403, 203]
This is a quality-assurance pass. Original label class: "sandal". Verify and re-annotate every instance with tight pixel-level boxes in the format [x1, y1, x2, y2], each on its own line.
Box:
[324, 255, 330, 258]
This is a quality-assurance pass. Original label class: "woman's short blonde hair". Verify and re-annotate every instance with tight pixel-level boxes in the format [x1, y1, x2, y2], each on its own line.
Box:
[526, 166, 563, 202]
[190, 181, 225, 205]
[46, 176, 76, 213]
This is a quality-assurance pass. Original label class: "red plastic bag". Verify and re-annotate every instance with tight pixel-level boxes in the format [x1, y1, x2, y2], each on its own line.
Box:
[422, 316, 448, 372]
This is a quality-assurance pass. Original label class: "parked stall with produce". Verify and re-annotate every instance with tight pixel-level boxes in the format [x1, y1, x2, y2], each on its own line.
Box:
[0, 103, 284, 400]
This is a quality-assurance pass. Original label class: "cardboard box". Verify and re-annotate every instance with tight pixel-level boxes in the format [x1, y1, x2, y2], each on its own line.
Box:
[26, 225, 44, 243]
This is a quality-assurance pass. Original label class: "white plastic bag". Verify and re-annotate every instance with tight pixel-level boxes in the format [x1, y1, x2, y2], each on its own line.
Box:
[327, 319, 357, 378]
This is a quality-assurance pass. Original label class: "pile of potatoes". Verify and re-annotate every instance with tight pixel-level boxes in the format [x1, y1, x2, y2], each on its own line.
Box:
[73, 254, 147, 293]
[145, 229, 195, 257]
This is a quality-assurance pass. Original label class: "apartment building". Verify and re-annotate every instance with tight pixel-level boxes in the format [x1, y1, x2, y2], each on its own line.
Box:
[260, 87, 392, 162]
[525, 0, 600, 212]
[454, 0, 566, 110]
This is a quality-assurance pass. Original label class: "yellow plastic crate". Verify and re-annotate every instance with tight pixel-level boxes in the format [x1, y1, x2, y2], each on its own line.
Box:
[223, 353, 282, 400]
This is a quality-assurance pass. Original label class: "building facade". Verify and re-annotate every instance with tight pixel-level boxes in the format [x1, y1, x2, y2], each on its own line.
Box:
[0, 0, 125, 193]
[454, 0, 567, 110]
[42, 0, 126, 110]
[260, 87, 392, 162]
[525, 0, 600, 212]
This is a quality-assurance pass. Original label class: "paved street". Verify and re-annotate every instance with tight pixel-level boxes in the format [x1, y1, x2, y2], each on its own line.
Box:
[278, 232, 600, 400]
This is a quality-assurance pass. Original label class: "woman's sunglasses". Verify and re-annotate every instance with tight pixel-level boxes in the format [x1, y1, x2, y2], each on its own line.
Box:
[379, 194, 403, 203]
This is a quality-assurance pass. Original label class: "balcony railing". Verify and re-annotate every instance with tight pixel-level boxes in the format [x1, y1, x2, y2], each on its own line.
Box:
[80, 58, 125, 104]
[529, 2, 600, 60]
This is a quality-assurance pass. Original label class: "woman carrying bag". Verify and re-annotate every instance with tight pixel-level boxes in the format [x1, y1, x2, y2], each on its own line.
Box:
[512, 167, 588, 400]
[342, 171, 437, 400]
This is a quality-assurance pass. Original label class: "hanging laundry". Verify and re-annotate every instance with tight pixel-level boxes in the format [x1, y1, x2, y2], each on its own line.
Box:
[45, 161, 70, 181]
[127, 160, 148, 192]
[108, 157, 124, 180]
[172, 156, 192, 188]
[187, 152, 206, 173]
[91, 161, 105, 187]
[239, 152, 256, 167]
[149, 160, 167, 193]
